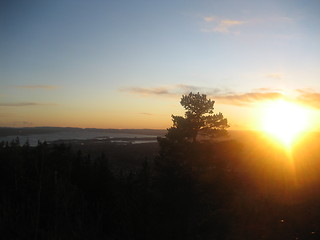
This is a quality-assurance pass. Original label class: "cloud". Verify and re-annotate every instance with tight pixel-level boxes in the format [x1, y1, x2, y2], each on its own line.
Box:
[139, 112, 153, 116]
[201, 15, 294, 35]
[15, 85, 59, 90]
[212, 92, 284, 106]
[174, 84, 222, 94]
[0, 102, 57, 107]
[214, 20, 244, 33]
[203, 16, 215, 22]
[201, 16, 245, 33]
[120, 84, 286, 106]
[295, 89, 320, 109]
[120, 84, 223, 98]
[0, 112, 10, 117]
[123, 85, 320, 110]
[119, 87, 173, 97]
[216, 89, 320, 109]
[10, 121, 34, 127]
[175, 84, 200, 92]
[253, 87, 281, 92]
[266, 73, 283, 80]
[0, 102, 40, 107]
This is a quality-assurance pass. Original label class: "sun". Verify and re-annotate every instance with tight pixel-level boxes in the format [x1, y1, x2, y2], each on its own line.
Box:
[261, 100, 310, 146]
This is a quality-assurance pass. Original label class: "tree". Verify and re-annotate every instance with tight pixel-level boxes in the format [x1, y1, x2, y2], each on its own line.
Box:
[166, 92, 229, 143]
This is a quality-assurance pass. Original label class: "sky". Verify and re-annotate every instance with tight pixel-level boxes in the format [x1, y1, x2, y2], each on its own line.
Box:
[1, 0, 320, 130]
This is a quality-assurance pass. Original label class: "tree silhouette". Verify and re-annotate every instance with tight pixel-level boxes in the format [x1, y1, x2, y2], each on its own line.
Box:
[166, 92, 229, 143]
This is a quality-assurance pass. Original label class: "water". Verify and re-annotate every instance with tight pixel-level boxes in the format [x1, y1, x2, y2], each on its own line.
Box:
[0, 130, 157, 146]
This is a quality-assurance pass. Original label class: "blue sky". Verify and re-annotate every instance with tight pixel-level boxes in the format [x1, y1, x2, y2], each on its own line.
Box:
[1, 0, 320, 129]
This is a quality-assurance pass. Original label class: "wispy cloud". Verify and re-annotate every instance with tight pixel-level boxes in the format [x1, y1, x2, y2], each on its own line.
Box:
[120, 84, 222, 97]
[139, 112, 153, 116]
[253, 87, 282, 92]
[200, 15, 294, 35]
[212, 92, 284, 106]
[266, 73, 283, 80]
[119, 87, 173, 97]
[120, 85, 284, 105]
[201, 16, 245, 33]
[14, 85, 59, 90]
[0, 112, 10, 117]
[217, 89, 320, 109]
[295, 89, 320, 109]
[213, 19, 244, 33]
[121, 84, 320, 109]
[203, 16, 215, 22]
[0, 102, 57, 107]
[9, 121, 34, 127]
[174, 84, 223, 94]
[175, 84, 200, 92]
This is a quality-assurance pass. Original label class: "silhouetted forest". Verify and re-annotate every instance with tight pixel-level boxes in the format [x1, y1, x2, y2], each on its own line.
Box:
[1, 134, 320, 240]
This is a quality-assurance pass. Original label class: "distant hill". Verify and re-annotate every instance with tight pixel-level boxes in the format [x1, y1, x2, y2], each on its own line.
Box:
[0, 127, 167, 137]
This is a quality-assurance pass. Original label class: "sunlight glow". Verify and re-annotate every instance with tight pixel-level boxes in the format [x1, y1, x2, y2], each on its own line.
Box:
[261, 100, 310, 147]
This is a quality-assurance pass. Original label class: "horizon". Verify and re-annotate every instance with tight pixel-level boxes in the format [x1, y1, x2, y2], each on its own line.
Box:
[2, 125, 320, 136]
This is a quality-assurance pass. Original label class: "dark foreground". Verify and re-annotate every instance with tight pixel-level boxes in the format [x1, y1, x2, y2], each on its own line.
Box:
[1, 134, 320, 240]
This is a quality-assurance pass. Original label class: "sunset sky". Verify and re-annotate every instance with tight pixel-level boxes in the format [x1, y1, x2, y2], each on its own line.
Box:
[1, 0, 320, 130]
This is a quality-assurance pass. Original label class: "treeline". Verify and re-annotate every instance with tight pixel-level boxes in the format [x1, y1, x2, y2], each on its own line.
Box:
[1, 137, 320, 239]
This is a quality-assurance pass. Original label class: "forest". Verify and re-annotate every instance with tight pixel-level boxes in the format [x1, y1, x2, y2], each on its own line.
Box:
[1, 93, 320, 240]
